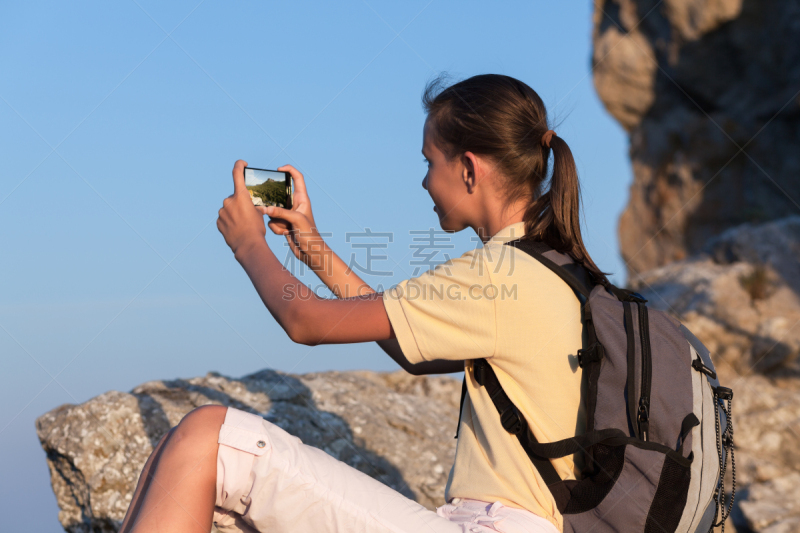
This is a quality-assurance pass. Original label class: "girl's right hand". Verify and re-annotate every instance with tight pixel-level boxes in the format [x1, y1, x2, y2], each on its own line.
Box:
[258, 165, 327, 268]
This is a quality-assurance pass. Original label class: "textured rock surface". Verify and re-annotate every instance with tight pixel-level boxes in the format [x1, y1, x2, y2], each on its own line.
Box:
[631, 216, 800, 375]
[739, 472, 800, 533]
[37, 370, 461, 533]
[630, 217, 800, 531]
[722, 370, 800, 532]
[591, 0, 800, 276]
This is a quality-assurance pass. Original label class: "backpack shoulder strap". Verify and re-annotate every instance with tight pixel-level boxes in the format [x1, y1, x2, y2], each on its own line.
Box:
[505, 239, 593, 301]
[506, 238, 647, 304]
[472, 358, 562, 486]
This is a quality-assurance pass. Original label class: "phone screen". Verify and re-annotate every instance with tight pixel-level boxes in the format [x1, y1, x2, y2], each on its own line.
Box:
[243, 167, 293, 209]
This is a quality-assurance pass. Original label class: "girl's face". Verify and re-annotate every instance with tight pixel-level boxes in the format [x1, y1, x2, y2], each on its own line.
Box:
[421, 118, 472, 232]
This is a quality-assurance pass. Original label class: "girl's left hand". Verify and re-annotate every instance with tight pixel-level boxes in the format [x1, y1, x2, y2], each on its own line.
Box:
[217, 160, 267, 257]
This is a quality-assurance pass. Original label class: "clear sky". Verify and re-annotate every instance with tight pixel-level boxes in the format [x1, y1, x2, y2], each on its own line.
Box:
[0, 1, 631, 529]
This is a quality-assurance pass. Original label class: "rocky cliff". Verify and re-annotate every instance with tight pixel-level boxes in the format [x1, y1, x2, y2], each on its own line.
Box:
[591, 0, 800, 277]
[631, 216, 800, 376]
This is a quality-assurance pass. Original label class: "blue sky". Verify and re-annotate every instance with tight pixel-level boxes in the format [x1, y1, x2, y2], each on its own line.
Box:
[0, 1, 631, 529]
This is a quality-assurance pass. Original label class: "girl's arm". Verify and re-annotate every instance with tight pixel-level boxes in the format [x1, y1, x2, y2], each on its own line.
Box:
[218, 161, 462, 373]
[231, 238, 388, 344]
[258, 165, 371, 299]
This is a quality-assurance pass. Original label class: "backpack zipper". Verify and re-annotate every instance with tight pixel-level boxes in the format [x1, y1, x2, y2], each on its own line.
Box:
[637, 302, 652, 441]
[623, 301, 639, 439]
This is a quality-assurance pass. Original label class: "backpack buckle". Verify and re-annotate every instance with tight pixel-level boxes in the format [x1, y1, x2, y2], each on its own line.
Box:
[500, 407, 524, 434]
[714, 386, 733, 400]
[577, 342, 604, 368]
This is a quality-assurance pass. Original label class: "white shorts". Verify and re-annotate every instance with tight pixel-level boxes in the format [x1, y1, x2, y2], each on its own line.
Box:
[212, 407, 559, 533]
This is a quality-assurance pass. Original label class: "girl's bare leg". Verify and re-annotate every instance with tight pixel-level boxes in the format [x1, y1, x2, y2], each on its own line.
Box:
[119, 427, 175, 533]
[122, 404, 228, 533]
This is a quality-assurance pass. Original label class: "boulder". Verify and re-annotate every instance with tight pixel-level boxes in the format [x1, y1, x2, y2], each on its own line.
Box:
[739, 473, 800, 533]
[36, 370, 461, 533]
[630, 217, 800, 375]
[591, 0, 800, 276]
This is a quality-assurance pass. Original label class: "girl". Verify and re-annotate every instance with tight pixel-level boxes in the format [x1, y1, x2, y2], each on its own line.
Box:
[119, 74, 607, 533]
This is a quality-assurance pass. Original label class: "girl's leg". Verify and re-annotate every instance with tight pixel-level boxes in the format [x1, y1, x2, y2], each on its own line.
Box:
[123, 404, 228, 533]
[216, 407, 465, 533]
[119, 427, 175, 533]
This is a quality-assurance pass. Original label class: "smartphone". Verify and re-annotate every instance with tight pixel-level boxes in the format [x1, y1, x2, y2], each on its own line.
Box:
[243, 167, 293, 210]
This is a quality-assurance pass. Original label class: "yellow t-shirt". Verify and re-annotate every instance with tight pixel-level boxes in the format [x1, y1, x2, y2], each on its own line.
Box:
[382, 221, 586, 533]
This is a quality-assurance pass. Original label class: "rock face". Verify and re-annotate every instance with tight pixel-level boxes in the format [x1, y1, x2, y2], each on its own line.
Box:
[36, 370, 461, 533]
[713, 370, 800, 533]
[631, 216, 800, 375]
[630, 216, 800, 532]
[591, 0, 800, 277]
[739, 472, 800, 533]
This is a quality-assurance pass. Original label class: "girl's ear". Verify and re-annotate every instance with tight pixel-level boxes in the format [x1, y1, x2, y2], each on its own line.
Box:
[462, 151, 479, 193]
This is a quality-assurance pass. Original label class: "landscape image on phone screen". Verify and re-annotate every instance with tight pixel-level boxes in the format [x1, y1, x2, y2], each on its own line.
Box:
[244, 168, 289, 208]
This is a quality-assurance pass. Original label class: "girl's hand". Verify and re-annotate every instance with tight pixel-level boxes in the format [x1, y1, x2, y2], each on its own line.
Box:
[258, 165, 327, 268]
[217, 160, 267, 257]
[262, 204, 329, 270]
[258, 164, 317, 232]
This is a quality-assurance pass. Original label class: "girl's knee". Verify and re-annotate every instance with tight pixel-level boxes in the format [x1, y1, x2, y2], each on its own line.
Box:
[183, 404, 228, 426]
[168, 404, 228, 453]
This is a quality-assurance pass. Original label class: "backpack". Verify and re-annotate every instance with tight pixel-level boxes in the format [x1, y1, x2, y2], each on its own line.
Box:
[455, 239, 735, 533]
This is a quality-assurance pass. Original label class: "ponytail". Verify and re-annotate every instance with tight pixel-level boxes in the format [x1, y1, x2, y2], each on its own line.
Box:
[422, 73, 609, 282]
[524, 134, 608, 281]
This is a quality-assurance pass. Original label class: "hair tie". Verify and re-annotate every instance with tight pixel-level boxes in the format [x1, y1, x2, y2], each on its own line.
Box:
[541, 130, 556, 148]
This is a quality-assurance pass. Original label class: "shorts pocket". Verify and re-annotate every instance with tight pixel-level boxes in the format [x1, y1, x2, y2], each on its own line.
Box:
[217, 408, 272, 457]
[216, 409, 273, 515]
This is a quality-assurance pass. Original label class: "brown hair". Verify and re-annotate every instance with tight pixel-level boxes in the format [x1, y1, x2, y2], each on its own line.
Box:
[422, 73, 608, 281]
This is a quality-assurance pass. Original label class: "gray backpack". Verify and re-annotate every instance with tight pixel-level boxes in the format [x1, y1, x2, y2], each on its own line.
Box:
[456, 239, 735, 533]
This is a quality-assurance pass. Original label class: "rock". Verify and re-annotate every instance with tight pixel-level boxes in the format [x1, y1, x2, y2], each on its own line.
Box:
[694, 364, 800, 533]
[730, 371, 800, 484]
[632, 254, 800, 374]
[739, 473, 800, 532]
[630, 217, 800, 375]
[705, 217, 800, 296]
[591, 0, 800, 276]
[36, 370, 461, 533]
